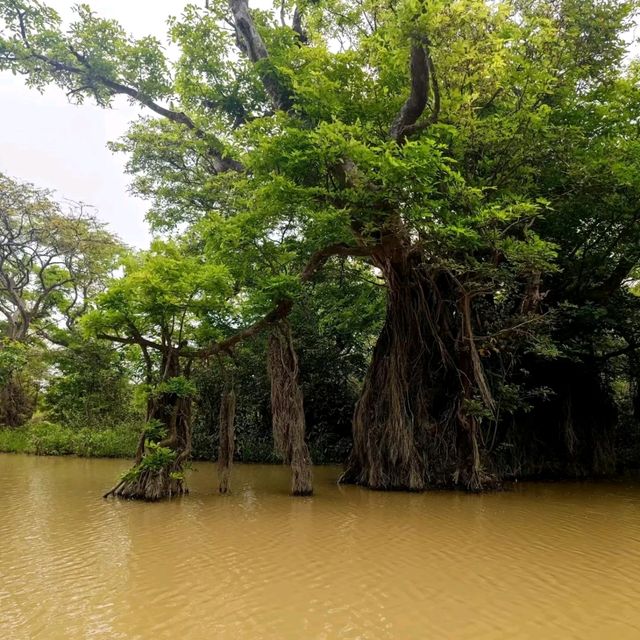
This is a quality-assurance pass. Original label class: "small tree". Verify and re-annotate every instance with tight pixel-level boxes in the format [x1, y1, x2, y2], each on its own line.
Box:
[82, 240, 232, 499]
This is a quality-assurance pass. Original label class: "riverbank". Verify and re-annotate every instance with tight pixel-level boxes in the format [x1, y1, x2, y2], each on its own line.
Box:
[5, 423, 637, 478]
[0, 423, 347, 464]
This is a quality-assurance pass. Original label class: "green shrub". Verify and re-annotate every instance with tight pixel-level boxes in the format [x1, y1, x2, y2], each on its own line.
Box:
[72, 425, 140, 458]
[0, 421, 140, 458]
[0, 427, 32, 453]
[120, 442, 177, 482]
[43, 338, 140, 430]
[29, 421, 77, 456]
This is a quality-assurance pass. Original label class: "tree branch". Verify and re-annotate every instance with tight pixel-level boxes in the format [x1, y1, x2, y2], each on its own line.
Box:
[390, 42, 429, 141]
[228, 0, 293, 112]
[596, 341, 639, 361]
[300, 242, 376, 280]
[292, 6, 308, 44]
[189, 242, 375, 359]
[390, 39, 439, 142]
[96, 332, 164, 351]
[587, 255, 638, 301]
[17, 43, 243, 173]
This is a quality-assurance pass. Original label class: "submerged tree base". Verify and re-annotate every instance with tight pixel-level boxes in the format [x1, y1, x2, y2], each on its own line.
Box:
[104, 458, 188, 501]
[339, 465, 502, 493]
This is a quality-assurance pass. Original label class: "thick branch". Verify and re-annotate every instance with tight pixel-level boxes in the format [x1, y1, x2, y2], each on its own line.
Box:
[390, 43, 429, 141]
[21, 49, 243, 174]
[301, 242, 376, 280]
[96, 332, 163, 352]
[197, 298, 294, 358]
[586, 256, 637, 301]
[292, 6, 308, 44]
[228, 0, 293, 111]
[597, 341, 639, 361]
[193, 242, 375, 359]
[390, 40, 439, 142]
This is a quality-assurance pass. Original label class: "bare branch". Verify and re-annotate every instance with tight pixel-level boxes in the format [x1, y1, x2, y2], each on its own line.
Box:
[390, 39, 439, 142]
[390, 42, 429, 141]
[228, 0, 293, 111]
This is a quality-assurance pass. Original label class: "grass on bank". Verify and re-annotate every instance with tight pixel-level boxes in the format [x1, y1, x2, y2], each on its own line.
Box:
[0, 420, 139, 458]
[0, 417, 351, 463]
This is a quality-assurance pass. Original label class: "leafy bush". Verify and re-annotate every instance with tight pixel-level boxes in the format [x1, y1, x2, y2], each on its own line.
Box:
[154, 376, 197, 398]
[0, 421, 140, 458]
[0, 427, 31, 453]
[43, 338, 141, 430]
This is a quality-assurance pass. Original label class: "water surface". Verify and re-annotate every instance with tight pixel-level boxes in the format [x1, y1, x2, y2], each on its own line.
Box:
[1, 454, 639, 639]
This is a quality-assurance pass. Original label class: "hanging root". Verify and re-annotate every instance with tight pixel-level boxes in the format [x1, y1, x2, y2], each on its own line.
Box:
[453, 409, 497, 491]
[268, 319, 313, 496]
[454, 290, 499, 491]
[218, 387, 236, 494]
[343, 260, 503, 492]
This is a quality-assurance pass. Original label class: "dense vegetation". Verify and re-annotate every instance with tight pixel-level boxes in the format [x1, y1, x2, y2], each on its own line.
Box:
[1, 0, 640, 499]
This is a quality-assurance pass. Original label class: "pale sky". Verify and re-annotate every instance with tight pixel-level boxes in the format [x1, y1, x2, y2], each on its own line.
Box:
[1, 1, 191, 248]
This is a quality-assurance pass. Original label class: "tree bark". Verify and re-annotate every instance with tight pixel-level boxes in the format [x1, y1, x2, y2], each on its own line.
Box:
[267, 319, 313, 495]
[104, 349, 192, 501]
[341, 252, 496, 491]
[217, 387, 236, 493]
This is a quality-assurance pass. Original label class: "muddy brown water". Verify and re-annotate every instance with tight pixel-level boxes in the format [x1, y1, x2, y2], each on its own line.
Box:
[1, 454, 639, 639]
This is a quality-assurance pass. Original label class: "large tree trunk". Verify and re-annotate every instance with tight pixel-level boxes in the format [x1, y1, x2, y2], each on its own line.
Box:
[104, 350, 192, 501]
[341, 252, 495, 491]
[267, 320, 313, 495]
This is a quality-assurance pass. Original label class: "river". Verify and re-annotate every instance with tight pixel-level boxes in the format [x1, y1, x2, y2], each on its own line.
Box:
[1, 454, 639, 639]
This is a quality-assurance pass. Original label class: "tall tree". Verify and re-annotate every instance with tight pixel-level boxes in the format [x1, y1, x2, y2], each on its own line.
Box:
[2, 0, 639, 491]
[0, 173, 119, 426]
[0, 173, 117, 340]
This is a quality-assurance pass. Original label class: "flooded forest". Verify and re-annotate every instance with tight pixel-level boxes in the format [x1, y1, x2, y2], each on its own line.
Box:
[1, 0, 640, 638]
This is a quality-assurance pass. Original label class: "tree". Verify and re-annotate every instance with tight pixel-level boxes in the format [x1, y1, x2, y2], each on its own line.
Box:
[82, 240, 231, 499]
[0, 173, 119, 426]
[0, 337, 40, 427]
[507, 55, 640, 477]
[0, 174, 118, 340]
[42, 336, 138, 430]
[2, 0, 640, 491]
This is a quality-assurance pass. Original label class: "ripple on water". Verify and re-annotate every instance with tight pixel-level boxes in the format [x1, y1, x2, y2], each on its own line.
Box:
[1, 454, 640, 639]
